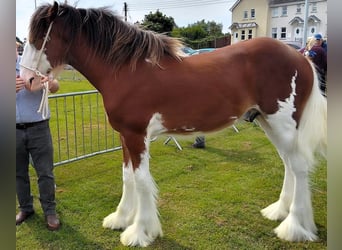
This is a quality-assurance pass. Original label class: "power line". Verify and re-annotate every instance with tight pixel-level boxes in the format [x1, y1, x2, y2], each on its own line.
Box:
[126, 0, 234, 11]
[129, 1, 231, 11]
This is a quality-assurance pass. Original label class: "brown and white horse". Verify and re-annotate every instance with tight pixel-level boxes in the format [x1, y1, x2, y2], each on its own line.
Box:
[20, 2, 327, 247]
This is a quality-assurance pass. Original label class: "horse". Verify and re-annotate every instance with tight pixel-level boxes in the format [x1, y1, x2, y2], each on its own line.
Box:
[20, 2, 327, 247]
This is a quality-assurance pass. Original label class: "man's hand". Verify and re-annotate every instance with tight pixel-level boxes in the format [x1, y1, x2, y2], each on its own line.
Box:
[16, 75, 26, 92]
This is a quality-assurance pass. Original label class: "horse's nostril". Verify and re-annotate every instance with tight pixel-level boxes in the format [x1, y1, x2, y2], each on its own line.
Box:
[29, 77, 34, 84]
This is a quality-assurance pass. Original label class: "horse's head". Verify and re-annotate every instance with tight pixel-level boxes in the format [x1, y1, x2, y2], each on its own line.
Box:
[20, 1, 68, 86]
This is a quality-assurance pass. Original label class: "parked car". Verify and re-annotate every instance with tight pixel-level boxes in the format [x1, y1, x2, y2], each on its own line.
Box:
[181, 46, 196, 55]
[181, 47, 216, 56]
[191, 48, 216, 55]
[283, 41, 302, 50]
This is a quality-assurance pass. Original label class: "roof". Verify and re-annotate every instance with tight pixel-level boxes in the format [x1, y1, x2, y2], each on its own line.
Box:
[289, 16, 304, 24]
[269, 0, 304, 5]
[229, 0, 241, 12]
[308, 15, 321, 23]
[229, 22, 258, 29]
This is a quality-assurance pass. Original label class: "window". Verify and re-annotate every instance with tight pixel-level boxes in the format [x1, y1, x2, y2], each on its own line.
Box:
[251, 9, 255, 18]
[280, 27, 287, 39]
[311, 3, 317, 13]
[310, 27, 316, 35]
[296, 28, 300, 35]
[296, 4, 301, 13]
[272, 28, 277, 38]
[241, 30, 245, 40]
[281, 6, 288, 16]
[272, 7, 278, 17]
[235, 32, 238, 39]
[248, 29, 253, 39]
[243, 10, 248, 19]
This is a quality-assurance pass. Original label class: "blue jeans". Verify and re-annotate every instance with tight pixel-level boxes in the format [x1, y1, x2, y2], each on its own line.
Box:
[16, 120, 57, 215]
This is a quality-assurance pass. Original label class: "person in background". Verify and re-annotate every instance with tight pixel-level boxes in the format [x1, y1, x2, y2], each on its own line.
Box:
[16, 42, 61, 230]
[300, 34, 327, 95]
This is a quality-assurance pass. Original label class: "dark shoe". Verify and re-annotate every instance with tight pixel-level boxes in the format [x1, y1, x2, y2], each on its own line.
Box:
[46, 214, 61, 231]
[16, 210, 35, 225]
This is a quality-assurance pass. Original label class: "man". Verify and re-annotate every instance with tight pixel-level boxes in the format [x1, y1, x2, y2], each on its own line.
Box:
[301, 34, 327, 95]
[311, 34, 327, 94]
[16, 42, 61, 230]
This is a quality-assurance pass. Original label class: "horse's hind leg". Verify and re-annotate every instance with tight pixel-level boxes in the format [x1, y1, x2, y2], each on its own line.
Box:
[274, 152, 317, 241]
[261, 154, 293, 221]
[257, 114, 318, 241]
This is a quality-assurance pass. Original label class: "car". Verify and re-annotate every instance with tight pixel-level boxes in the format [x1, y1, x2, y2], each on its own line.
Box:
[283, 41, 302, 50]
[181, 47, 216, 56]
[181, 46, 196, 55]
[191, 48, 216, 55]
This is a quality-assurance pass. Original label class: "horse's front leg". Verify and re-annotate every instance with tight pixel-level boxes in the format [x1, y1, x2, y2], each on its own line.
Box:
[119, 131, 162, 247]
[103, 134, 137, 230]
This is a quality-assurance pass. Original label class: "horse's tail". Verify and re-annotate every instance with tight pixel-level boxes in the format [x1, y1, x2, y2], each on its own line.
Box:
[297, 60, 327, 170]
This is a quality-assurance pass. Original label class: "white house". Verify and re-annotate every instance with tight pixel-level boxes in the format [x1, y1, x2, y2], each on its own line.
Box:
[269, 0, 327, 44]
[230, 0, 327, 44]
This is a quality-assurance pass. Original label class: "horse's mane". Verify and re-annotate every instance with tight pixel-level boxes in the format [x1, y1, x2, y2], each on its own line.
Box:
[29, 3, 184, 70]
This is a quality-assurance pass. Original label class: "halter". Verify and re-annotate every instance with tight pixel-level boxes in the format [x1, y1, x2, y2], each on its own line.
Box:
[20, 21, 54, 77]
[20, 21, 54, 120]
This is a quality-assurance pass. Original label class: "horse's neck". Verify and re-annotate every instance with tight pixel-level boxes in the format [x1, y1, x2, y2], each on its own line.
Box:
[68, 48, 117, 91]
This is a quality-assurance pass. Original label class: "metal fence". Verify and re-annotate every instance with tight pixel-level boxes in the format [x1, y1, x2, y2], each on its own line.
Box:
[48, 90, 122, 166]
[57, 68, 87, 82]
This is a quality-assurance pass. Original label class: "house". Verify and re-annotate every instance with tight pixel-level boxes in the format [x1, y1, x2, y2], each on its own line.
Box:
[229, 0, 327, 45]
[229, 0, 269, 44]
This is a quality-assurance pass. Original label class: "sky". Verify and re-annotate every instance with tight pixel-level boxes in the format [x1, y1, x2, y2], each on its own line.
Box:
[16, 0, 235, 41]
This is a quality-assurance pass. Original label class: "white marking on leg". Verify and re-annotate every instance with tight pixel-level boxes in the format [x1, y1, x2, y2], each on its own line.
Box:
[120, 113, 165, 247]
[259, 71, 298, 219]
[120, 150, 163, 247]
[103, 161, 136, 229]
[274, 153, 317, 241]
[258, 71, 318, 241]
[261, 155, 294, 220]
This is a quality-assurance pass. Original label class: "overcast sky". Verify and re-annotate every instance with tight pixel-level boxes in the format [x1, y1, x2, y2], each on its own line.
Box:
[16, 0, 235, 41]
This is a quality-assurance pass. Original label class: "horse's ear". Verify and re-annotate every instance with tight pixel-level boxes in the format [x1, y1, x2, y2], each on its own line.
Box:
[47, 1, 59, 22]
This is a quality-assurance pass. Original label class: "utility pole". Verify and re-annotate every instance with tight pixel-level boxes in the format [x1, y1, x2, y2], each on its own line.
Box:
[124, 2, 128, 22]
[302, 0, 309, 47]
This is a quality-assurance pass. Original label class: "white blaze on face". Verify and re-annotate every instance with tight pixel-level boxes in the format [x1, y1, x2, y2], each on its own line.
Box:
[20, 43, 52, 84]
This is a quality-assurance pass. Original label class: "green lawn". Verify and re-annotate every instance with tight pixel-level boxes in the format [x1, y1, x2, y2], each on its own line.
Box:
[16, 70, 327, 249]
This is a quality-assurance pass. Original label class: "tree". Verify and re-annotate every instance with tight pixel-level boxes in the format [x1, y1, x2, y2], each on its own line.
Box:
[172, 20, 224, 40]
[141, 10, 176, 34]
[171, 20, 226, 48]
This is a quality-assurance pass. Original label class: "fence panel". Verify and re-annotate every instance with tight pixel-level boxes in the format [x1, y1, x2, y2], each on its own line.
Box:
[48, 90, 122, 166]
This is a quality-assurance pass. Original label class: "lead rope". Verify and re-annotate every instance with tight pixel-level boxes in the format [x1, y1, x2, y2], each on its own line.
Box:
[37, 81, 50, 119]
[20, 22, 54, 120]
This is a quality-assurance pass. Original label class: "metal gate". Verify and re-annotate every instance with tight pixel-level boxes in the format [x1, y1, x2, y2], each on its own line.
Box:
[48, 90, 122, 166]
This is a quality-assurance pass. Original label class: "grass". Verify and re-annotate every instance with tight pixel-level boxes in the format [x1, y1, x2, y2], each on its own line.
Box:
[16, 71, 327, 249]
